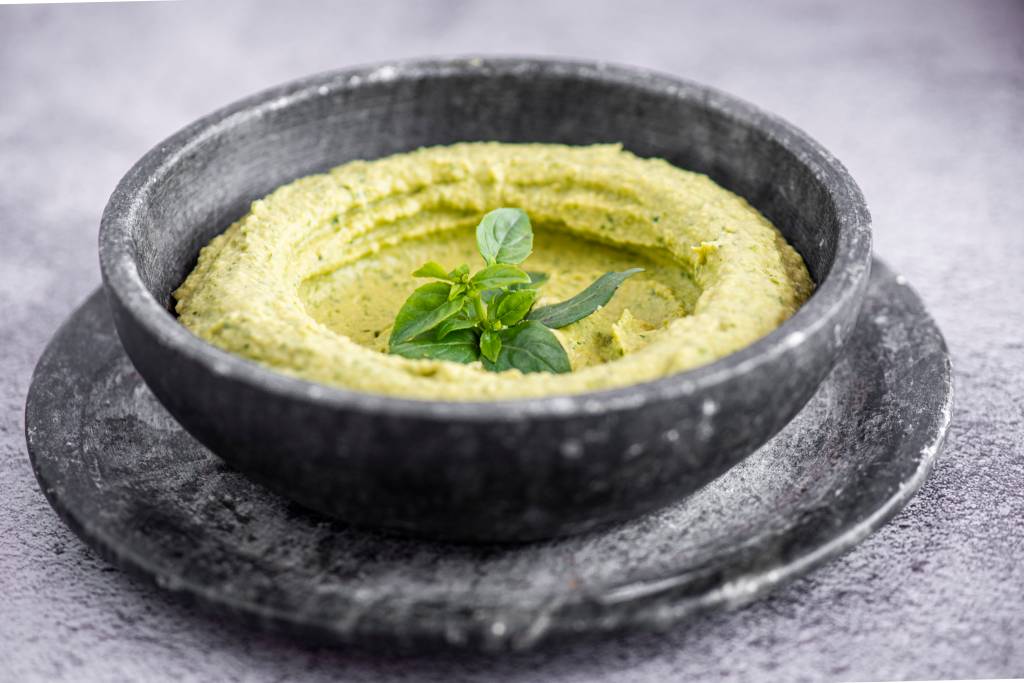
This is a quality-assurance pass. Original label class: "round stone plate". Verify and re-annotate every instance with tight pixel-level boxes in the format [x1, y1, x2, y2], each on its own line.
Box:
[25, 259, 952, 653]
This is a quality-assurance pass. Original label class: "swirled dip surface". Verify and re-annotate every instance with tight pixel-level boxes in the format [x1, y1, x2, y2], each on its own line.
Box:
[174, 143, 813, 400]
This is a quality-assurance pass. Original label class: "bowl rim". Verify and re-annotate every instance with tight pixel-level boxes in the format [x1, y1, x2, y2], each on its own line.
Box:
[99, 55, 872, 421]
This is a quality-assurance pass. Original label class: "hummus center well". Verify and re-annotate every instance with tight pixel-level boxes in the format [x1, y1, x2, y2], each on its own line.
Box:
[300, 226, 699, 371]
[174, 143, 814, 400]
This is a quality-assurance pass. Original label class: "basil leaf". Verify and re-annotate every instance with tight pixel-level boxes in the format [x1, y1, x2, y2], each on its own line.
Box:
[516, 271, 549, 290]
[482, 321, 571, 374]
[412, 261, 451, 280]
[436, 308, 477, 339]
[390, 328, 479, 364]
[483, 271, 546, 303]
[475, 208, 533, 265]
[470, 264, 530, 291]
[480, 329, 502, 362]
[448, 263, 470, 280]
[528, 268, 644, 329]
[494, 288, 537, 326]
[388, 282, 466, 346]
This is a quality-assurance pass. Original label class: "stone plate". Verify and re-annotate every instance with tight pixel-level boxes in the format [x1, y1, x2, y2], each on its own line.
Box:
[25, 259, 952, 653]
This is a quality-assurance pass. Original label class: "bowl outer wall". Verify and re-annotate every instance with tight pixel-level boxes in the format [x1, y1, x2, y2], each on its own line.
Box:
[98, 57, 872, 541]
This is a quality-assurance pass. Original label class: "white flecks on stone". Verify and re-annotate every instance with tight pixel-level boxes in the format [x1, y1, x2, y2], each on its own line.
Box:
[560, 439, 583, 459]
[367, 65, 398, 82]
[896, 274, 908, 285]
[702, 398, 719, 416]
[715, 567, 785, 608]
[517, 610, 553, 648]
[317, 85, 329, 96]
[267, 95, 291, 111]
[784, 331, 807, 349]
[625, 443, 645, 459]
[698, 399, 718, 441]
[664, 429, 680, 443]
[490, 621, 507, 637]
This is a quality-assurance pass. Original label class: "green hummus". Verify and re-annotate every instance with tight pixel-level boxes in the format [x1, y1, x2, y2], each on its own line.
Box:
[174, 143, 813, 400]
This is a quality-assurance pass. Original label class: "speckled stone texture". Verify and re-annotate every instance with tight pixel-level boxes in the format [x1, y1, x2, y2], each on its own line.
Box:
[2, 0, 1022, 680]
[24, 259, 950, 652]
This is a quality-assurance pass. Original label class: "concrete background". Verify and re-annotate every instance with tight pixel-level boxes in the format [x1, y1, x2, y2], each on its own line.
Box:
[1, 1, 1022, 680]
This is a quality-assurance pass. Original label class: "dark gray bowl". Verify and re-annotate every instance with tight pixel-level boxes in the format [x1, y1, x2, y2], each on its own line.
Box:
[99, 57, 871, 543]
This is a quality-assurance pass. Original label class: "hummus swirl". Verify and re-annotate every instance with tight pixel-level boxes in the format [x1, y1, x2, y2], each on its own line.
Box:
[174, 143, 813, 400]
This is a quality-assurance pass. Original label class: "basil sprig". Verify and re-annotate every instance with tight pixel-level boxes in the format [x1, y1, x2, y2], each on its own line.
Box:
[387, 208, 641, 374]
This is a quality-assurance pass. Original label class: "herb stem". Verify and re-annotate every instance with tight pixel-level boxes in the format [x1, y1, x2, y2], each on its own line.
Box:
[472, 292, 488, 324]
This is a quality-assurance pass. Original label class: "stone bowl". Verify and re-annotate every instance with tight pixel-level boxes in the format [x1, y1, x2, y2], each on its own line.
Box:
[98, 57, 872, 542]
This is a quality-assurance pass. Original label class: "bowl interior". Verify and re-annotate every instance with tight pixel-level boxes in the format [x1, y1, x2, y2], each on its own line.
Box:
[126, 61, 839, 316]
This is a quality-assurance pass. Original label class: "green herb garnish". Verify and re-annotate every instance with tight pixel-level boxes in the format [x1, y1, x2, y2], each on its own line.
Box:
[387, 208, 642, 374]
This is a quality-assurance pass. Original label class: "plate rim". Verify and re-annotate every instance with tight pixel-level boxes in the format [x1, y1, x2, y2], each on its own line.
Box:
[24, 258, 953, 652]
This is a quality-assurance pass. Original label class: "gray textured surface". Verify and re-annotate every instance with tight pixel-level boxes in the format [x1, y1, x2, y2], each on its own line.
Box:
[1, 0, 1021, 680]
